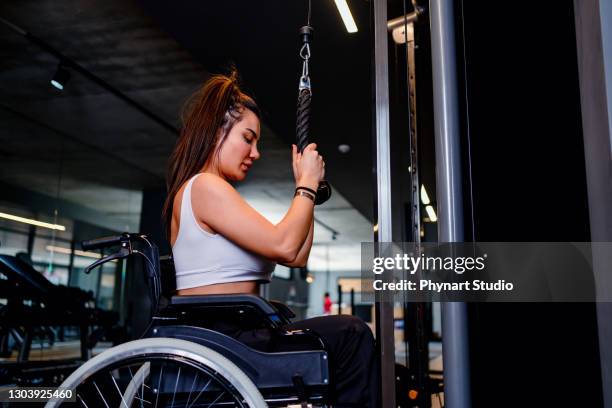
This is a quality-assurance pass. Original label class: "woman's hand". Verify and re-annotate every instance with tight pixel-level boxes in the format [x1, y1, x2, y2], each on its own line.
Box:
[292, 143, 325, 190]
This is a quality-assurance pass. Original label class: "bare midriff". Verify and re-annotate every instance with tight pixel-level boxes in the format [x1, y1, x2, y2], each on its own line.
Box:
[176, 281, 260, 296]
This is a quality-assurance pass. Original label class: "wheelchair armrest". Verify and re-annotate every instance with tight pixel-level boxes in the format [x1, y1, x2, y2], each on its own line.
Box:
[170, 294, 290, 325]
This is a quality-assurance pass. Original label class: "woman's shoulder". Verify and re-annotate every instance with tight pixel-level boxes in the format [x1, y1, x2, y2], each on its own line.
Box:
[192, 173, 238, 199]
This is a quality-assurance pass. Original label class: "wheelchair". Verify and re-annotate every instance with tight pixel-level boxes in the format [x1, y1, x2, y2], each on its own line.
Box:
[47, 233, 330, 407]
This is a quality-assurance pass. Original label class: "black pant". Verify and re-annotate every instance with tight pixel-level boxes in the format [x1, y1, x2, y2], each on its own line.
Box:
[216, 314, 380, 407]
[287, 315, 380, 407]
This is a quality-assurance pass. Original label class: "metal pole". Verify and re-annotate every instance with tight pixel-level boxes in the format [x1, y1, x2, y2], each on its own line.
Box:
[429, 0, 471, 407]
[373, 0, 396, 406]
[67, 239, 75, 286]
[573, 1, 612, 405]
[337, 284, 343, 315]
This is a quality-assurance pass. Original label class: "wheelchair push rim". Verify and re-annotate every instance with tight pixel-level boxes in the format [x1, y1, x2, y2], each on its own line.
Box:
[46, 337, 267, 408]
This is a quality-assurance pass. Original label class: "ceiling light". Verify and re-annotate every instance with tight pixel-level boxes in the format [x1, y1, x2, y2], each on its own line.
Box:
[338, 144, 351, 154]
[0, 211, 66, 231]
[425, 205, 437, 222]
[46, 245, 100, 259]
[51, 64, 70, 90]
[306, 273, 315, 284]
[46, 245, 118, 262]
[420, 185, 431, 205]
[333, 0, 358, 33]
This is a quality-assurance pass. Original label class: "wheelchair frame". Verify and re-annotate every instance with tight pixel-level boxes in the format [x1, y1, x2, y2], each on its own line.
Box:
[48, 233, 331, 407]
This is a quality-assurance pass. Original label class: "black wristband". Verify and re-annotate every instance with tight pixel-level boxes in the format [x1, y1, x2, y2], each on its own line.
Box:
[295, 186, 318, 197]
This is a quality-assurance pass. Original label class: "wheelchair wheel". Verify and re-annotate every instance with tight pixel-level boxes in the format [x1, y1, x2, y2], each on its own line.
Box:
[46, 337, 266, 407]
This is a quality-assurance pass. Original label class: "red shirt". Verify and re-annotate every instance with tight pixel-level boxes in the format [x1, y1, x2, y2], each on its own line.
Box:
[324, 296, 332, 314]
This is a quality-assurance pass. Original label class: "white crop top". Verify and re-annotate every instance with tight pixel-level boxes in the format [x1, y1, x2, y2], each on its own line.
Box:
[173, 174, 276, 290]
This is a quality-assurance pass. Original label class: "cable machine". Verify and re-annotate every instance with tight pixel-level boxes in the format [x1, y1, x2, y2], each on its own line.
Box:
[374, 0, 471, 407]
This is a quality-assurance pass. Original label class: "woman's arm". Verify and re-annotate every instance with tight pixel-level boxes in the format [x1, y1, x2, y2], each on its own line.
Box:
[191, 143, 323, 264]
[281, 218, 314, 267]
[191, 173, 317, 264]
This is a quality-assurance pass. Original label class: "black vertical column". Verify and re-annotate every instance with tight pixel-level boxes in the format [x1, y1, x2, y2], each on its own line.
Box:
[459, 0, 603, 406]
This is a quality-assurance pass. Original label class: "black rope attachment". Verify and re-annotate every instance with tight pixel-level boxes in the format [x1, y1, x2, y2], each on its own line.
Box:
[296, 25, 332, 205]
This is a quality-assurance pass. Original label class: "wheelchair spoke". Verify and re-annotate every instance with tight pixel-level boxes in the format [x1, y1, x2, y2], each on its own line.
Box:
[93, 380, 111, 408]
[120, 362, 153, 407]
[187, 378, 212, 408]
[133, 395, 152, 405]
[170, 366, 181, 407]
[154, 364, 163, 408]
[110, 371, 129, 408]
[77, 394, 89, 408]
[203, 390, 226, 407]
[186, 372, 198, 406]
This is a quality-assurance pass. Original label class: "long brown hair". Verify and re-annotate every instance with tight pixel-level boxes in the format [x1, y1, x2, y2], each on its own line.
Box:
[162, 71, 260, 237]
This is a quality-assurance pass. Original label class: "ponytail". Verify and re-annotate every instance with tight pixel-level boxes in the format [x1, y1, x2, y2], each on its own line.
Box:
[162, 71, 260, 237]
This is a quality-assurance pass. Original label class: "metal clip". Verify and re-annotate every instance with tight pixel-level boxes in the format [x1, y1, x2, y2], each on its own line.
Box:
[299, 75, 311, 91]
[299, 59, 311, 91]
[299, 43, 311, 60]
[298, 29, 312, 91]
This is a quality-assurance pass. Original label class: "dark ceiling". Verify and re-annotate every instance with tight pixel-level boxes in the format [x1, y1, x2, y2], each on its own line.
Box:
[136, 0, 375, 219]
[0, 0, 376, 223]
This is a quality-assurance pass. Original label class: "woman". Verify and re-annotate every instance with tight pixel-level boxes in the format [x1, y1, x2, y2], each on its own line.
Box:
[163, 72, 378, 407]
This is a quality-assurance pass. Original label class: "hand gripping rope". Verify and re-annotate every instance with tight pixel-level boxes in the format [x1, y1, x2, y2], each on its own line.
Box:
[296, 25, 332, 205]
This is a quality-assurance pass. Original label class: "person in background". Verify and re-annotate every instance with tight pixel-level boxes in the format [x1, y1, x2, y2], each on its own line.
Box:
[324, 292, 332, 315]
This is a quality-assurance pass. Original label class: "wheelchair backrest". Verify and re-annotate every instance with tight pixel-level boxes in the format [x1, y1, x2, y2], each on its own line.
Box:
[159, 255, 177, 300]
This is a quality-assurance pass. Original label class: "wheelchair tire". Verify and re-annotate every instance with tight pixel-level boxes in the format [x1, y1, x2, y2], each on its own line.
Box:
[46, 337, 267, 407]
